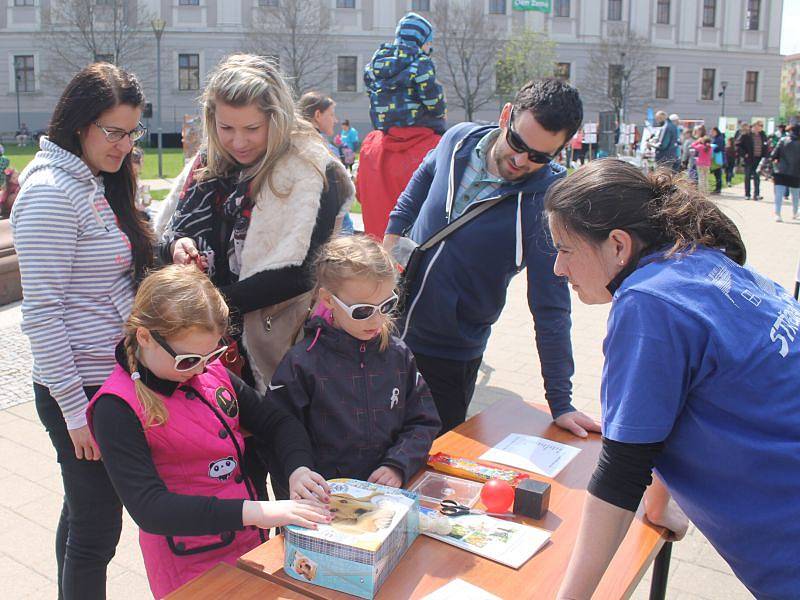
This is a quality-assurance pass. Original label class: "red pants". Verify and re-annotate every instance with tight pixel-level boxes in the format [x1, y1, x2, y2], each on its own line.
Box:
[356, 126, 441, 239]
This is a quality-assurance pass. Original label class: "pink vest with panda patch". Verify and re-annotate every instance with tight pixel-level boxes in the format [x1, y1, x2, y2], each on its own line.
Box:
[87, 361, 264, 599]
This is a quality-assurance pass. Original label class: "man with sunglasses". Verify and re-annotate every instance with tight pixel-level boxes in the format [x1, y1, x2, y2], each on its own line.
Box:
[384, 78, 599, 438]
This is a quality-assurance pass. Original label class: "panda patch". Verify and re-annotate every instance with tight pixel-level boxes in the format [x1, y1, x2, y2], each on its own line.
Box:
[215, 386, 238, 418]
[208, 456, 237, 481]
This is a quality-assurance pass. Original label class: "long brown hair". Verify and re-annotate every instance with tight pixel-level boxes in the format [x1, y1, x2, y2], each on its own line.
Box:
[123, 265, 229, 427]
[544, 159, 746, 265]
[49, 62, 153, 280]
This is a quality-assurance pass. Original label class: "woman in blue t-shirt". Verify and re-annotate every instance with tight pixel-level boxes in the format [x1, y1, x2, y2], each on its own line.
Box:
[547, 159, 800, 600]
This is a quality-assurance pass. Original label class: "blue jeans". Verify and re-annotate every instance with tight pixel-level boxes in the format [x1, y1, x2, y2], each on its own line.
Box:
[774, 184, 800, 217]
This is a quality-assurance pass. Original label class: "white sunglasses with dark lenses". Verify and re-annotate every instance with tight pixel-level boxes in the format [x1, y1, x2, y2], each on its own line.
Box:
[151, 331, 228, 372]
[331, 292, 399, 321]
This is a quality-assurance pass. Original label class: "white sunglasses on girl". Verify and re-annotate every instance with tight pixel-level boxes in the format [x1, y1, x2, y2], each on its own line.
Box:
[330, 292, 399, 320]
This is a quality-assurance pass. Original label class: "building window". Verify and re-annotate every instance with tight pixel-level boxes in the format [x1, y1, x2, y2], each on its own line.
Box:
[702, 0, 716, 27]
[553, 0, 569, 17]
[336, 0, 355, 8]
[554, 62, 571, 81]
[745, 70, 758, 102]
[94, 53, 114, 63]
[655, 66, 670, 98]
[489, 0, 506, 14]
[179, 0, 199, 5]
[656, 0, 670, 24]
[337, 56, 357, 92]
[746, 0, 760, 30]
[178, 53, 200, 91]
[14, 55, 35, 93]
[258, 0, 279, 6]
[607, 0, 622, 21]
[411, 0, 430, 11]
[701, 68, 715, 100]
[14, 0, 35, 6]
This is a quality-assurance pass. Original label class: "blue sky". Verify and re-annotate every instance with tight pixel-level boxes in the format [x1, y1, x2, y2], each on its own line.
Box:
[782, 0, 800, 55]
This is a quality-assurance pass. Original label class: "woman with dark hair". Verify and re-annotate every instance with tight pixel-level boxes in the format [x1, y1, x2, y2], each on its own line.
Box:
[10, 63, 153, 599]
[547, 160, 800, 600]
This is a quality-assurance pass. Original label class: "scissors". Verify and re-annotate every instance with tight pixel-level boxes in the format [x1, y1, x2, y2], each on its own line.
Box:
[439, 499, 514, 518]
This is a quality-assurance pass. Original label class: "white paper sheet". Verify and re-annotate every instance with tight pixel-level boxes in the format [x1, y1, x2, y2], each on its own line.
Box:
[422, 579, 502, 600]
[479, 433, 581, 478]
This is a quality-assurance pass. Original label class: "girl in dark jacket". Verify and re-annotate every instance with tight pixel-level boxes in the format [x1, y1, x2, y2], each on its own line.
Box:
[267, 236, 441, 496]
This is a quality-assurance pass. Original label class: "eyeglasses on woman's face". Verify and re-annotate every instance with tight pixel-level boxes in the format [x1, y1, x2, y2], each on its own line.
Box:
[94, 121, 147, 144]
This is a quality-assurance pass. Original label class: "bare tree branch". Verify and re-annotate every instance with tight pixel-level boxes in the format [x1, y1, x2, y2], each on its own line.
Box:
[581, 29, 655, 122]
[39, 0, 155, 88]
[431, 1, 504, 121]
[246, 0, 333, 96]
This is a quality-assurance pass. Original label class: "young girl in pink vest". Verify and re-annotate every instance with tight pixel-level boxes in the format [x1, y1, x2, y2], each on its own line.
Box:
[86, 265, 331, 598]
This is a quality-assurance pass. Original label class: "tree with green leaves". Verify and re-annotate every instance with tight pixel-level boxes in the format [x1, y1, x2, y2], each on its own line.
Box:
[495, 30, 556, 101]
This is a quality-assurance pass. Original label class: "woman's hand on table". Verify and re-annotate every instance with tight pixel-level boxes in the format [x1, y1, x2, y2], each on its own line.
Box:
[554, 410, 602, 439]
[288, 466, 331, 502]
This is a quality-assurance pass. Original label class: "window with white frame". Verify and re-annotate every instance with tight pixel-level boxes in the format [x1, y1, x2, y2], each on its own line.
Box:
[655, 66, 670, 98]
[489, 0, 506, 14]
[745, 71, 758, 102]
[336, 0, 355, 8]
[656, 0, 670, 24]
[338, 56, 357, 92]
[179, 0, 200, 5]
[178, 53, 200, 91]
[554, 0, 570, 18]
[259, 0, 279, 6]
[14, 0, 35, 6]
[94, 53, 114, 63]
[607, 0, 622, 21]
[701, 68, 715, 100]
[412, 0, 430, 11]
[746, 0, 760, 30]
[702, 0, 716, 27]
[14, 55, 35, 92]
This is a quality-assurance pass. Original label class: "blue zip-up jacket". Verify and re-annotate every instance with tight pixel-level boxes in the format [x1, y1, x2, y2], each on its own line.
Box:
[386, 122, 574, 418]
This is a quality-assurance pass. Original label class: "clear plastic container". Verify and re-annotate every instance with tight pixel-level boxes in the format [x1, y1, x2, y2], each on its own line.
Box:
[409, 472, 483, 507]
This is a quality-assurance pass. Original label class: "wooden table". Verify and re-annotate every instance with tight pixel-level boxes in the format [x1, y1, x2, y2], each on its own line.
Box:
[238, 398, 668, 599]
[166, 562, 311, 599]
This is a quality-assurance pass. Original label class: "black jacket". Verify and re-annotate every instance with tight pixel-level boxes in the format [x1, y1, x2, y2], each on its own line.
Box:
[771, 134, 800, 179]
[267, 317, 441, 487]
[737, 131, 768, 163]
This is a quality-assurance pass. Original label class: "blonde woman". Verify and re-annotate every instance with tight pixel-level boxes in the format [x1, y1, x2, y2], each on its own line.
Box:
[157, 54, 354, 391]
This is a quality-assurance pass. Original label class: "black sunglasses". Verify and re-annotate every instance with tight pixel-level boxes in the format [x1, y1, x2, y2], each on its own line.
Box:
[505, 108, 559, 165]
[151, 331, 228, 372]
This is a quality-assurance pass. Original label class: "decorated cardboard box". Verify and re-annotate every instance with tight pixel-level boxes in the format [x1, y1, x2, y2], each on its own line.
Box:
[283, 478, 420, 599]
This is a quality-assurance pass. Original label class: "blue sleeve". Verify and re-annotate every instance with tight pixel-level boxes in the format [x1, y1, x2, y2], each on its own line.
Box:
[524, 201, 574, 419]
[385, 145, 438, 236]
[602, 292, 707, 444]
[414, 56, 446, 118]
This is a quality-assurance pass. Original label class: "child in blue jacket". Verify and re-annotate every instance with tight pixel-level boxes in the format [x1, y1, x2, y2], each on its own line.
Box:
[364, 12, 446, 134]
[267, 236, 441, 497]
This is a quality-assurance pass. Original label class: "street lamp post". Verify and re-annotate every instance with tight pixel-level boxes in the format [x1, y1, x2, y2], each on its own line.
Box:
[14, 70, 22, 131]
[151, 18, 166, 179]
[719, 80, 729, 120]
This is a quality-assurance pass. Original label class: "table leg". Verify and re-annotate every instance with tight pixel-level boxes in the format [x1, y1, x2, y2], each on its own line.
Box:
[648, 542, 673, 600]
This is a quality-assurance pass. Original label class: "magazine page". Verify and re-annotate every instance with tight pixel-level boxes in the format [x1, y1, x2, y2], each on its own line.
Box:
[419, 506, 550, 569]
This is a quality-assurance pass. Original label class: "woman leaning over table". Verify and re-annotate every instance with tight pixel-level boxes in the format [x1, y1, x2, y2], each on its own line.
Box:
[547, 159, 800, 600]
[10, 63, 153, 599]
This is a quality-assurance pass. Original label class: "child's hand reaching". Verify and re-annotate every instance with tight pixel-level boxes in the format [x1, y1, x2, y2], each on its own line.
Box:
[242, 499, 331, 530]
[289, 466, 331, 502]
[367, 465, 403, 487]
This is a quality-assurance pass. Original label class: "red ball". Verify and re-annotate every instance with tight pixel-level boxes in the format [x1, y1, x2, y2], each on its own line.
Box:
[480, 479, 515, 513]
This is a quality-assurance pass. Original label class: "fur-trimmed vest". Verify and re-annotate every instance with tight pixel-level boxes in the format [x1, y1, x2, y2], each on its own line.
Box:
[156, 135, 355, 392]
